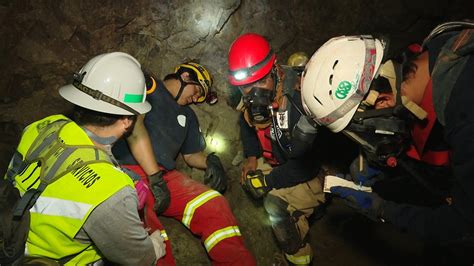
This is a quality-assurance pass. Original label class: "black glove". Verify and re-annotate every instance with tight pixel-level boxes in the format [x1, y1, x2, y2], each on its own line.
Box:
[243, 170, 270, 199]
[204, 153, 228, 193]
[148, 171, 170, 214]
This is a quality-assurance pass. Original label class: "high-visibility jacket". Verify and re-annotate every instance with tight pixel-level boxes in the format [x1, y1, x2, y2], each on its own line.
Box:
[12, 114, 134, 264]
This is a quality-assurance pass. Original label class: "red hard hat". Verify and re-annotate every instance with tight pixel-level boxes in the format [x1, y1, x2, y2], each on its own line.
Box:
[228, 33, 276, 86]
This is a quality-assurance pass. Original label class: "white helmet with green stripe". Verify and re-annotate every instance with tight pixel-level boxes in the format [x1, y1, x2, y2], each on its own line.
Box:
[59, 52, 151, 115]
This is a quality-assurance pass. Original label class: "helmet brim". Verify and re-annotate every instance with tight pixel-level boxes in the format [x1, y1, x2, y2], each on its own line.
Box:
[59, 84, 151, 115]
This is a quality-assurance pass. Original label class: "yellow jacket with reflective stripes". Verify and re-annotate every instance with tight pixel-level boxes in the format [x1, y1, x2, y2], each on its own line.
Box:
[12, 114, 134, 264]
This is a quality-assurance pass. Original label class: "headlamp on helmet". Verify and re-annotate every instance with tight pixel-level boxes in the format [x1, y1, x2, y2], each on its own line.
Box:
[233, 70, 250, 81]
[229, 49, 275, 84]
[228, 33, 277, 86]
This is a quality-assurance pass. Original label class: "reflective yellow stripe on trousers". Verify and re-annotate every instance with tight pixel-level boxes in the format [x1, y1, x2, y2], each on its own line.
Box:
[204, 226, 241, 252]
[285, 253, 311, 265]
[182, 190, 221, 228]
[160, 230, 169, 241]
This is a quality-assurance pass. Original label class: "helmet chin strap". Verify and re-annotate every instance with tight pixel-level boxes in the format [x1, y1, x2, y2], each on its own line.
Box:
[271, 67, 278, 99]
[174, 74, 201, 102]
[174, 75, 187, 102]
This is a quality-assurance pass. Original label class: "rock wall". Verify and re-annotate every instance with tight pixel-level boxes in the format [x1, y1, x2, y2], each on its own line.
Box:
[0, 0, 472, 264]
[0, 0, 471, 170]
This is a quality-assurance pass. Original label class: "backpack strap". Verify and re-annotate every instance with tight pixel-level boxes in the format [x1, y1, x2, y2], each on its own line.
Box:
[12, 183, 47, 219]
[12, 118, 113, 219]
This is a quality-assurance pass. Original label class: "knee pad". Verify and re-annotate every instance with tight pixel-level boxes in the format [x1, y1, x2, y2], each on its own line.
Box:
[264, 195, 305, 255]
[264, 194, 288, 217]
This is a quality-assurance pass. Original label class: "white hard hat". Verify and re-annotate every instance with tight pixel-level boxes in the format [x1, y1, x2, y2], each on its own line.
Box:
[59, 52, 151, 115]
[301, 35, 385, 132]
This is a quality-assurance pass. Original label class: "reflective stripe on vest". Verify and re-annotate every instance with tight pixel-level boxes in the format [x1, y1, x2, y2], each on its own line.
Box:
[204, 226, 241, 252]
[182, 190, 221, 228]
[256, 127, 279, 165]
[406, 80, 450, 166]
[30, 196, 92, 219]
[285, 253, 311, 265]
[13, 115, 134, 264]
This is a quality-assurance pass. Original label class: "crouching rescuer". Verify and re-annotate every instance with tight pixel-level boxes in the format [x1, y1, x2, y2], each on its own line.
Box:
[227, 33, 326, 265]
[301, 25, 474, 263]
[3, 52, 166, 265]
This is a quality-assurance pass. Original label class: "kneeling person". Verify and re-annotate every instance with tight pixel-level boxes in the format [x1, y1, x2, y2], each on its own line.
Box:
[5, 52, 165, 265]
[113, 62, 256, 265]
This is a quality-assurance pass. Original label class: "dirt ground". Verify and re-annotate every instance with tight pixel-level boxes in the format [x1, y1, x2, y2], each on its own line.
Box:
[159, 189, 427, 266]
[161, 128, 471, 266]
[162, 149, 430, 266]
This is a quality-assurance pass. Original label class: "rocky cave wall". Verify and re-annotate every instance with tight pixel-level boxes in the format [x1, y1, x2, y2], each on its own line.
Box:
[0, 0, 472, 264]
[1, 0, 472, 173]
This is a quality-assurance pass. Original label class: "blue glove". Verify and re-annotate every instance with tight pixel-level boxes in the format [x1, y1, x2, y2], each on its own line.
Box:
[330, 186, 384, 221]
[349, 156, 384, 186]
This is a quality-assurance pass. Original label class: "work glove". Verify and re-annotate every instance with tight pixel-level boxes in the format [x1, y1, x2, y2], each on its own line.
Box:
[330, 186, 385, 221]
[120, 167, 150, 210]
[149, 230, 166, 261]
[134, 179, 149, 210]
[348, 156, 384, 187]
[148, 171, 170, 215]
[204, 153, 228, 193]
[242, 170, 271, 200]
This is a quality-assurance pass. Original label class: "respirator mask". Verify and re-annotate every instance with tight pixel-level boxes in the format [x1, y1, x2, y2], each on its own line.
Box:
[242, 87, 274, 124]
[342, 60, 424, 168]
[344, 105, 412, 167]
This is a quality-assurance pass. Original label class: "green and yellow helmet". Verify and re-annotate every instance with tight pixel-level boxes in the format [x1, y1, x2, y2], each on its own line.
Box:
[174, 62, 213, 103]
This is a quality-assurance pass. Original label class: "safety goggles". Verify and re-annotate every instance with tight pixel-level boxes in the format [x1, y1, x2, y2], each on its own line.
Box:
[190, 81, 205, 102]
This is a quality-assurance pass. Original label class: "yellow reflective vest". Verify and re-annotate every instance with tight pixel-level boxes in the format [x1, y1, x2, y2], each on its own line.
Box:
[11, 114, 134, 264]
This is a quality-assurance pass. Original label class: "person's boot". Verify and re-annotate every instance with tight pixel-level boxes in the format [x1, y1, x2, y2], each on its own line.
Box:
[272, 252, 290, 266]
